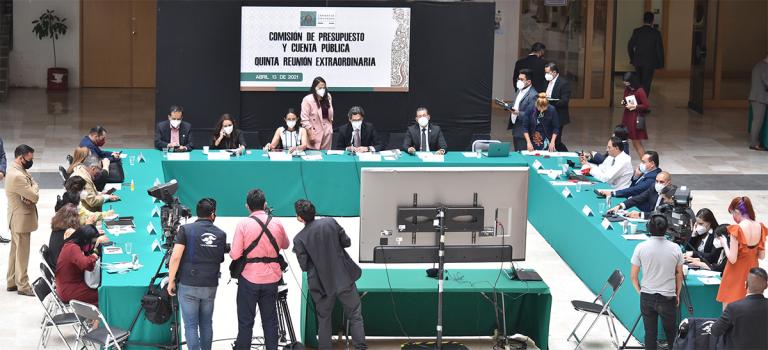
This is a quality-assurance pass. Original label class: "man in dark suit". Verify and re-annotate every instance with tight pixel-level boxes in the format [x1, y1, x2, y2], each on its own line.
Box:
[293, 200, 366, 350]
[403, 107, 448, 155]
[599, 151, 661, 199]
[711, 267, 768, 350]
[543, 62, 571, 151]
[335, 106, 384, 152]
[609, 171, 673, 216]
[628, 12, 664, 96]
[506, 69, 538, 151]
[0, 138, 8, 244]
[155, 105, 193, 151]
[513, 42, 547, 92]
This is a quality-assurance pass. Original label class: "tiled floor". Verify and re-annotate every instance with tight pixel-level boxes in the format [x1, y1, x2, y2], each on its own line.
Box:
[0, 81, 767, 350]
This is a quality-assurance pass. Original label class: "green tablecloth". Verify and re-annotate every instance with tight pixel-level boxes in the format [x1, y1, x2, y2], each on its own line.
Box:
[525, 155, 722, 342]
[300, 269, 552, 349]
[159, 150, 529, 216]
[748, 104, 768, 146]
[99, 150, 178, 349]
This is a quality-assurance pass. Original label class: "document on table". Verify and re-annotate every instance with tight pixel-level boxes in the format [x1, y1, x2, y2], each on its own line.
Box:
[698, 277, 721, 285]
[103, 246, 123, 255]
[326, 150, 345, 155]
[688, 269, 722, 278]
[167, 152, 190, 161]
[103, 183, 122, 192]
[357, 153, 382, 162]
[462, 152, 482, 158]
[301, 154, 323, 161]
[622, 234, 649, 241]
[420, 154, 445, 162]
[379, 150, 400, 157]
[268, 152, 292, 161]
[549, 181, 590, 186]
[107, 225, 135, 235]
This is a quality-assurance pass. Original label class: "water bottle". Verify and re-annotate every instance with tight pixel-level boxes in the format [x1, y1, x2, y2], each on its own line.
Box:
[130, 179, 135, 192]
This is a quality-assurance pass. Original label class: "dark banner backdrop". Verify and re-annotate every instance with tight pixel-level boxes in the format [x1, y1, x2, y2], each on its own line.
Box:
[156, 0, 495, 151]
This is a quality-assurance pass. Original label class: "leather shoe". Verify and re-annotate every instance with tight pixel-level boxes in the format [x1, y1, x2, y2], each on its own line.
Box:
[0, 236, 10, 244]
[6, 286, 17, 292]
[17, 289, 34, 297]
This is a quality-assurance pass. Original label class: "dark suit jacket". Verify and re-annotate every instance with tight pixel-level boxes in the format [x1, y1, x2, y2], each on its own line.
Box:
[402, 124, 448, 152]
[622, 185, 659, 213]
[548, 77, 572, 125]
[513, 54, 548, 92]
[507, 87, 538, 137]
[80, 136, 115, 161]
[0, 138, 6, 176]
[155, 120, 193, 150]
[711, 294, 768, 350]
[688, 232, 725, 269]
[334, 121, 384, 151]
[293, 218, 362, 298]
[628, 25, 665, 69]
[210, 129, 246, 149]
[522, 105, 560, 138]
[614, 168, 661, 198]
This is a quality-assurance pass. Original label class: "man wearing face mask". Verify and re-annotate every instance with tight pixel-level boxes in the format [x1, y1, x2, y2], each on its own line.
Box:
[598, 151, 661, 199]
[544, 62, 571, 151]
[0, 138, 9, 244]
[80, 125, 124, 184]
[608, 172, 674, 218]
[506, 69, 538, 151]
[580, 136, 634, 190]
[403, 107, 447, 155]
[71, 156, 120, 213]
[5, 144, 39, 296]
[335, 106, 384, 153]
[155, 105, 193, 151]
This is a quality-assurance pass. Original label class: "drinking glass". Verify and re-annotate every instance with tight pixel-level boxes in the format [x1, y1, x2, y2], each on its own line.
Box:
[129, 155, 136, 166]
[125, 242, 133, 255]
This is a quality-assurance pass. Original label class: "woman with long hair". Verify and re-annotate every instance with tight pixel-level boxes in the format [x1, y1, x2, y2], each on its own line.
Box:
[211, 113, 246, 151]
[300, 76, 334, 150]
[55, 222, 103, 305]
[621, 72, 650, 157]
[66, 147, 91, 176]
[685, 208, 727, 272]
[264, 108, 308, 153]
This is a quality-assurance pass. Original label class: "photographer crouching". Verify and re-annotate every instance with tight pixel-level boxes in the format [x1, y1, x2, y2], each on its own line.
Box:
[630, 215, 684, 350]
[167, 198, 229, 350]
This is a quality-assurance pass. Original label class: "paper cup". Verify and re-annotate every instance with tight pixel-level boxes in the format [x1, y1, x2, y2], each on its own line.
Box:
[203, 146, 210, 154]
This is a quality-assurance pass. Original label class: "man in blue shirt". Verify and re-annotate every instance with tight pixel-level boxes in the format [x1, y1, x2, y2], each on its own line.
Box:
[598, 150, 661, 199]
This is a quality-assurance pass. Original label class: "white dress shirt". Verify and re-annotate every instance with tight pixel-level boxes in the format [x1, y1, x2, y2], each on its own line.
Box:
[546, 75, 558, 98]
[589, 151, 633, 190]
[511, 85, 531, 123]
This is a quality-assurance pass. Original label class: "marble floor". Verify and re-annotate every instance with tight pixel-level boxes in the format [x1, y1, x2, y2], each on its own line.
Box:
[0, 81, 767, 350]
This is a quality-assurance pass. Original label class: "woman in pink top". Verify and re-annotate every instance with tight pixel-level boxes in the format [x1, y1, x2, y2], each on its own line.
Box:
[301, 76, 334, 150]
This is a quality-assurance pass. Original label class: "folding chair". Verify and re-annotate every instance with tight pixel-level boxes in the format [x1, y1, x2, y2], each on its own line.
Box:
[70, 300, 130, 350]
[32, 277, 81, 350]
[66, 154, 73, 165]
[471, 139, 501, 152]
[568, 269, 624, 349]
[58, 166, 70, 183]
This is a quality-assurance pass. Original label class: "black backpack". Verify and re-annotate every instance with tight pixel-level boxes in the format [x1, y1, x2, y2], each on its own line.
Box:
[141, 283, 172, 324]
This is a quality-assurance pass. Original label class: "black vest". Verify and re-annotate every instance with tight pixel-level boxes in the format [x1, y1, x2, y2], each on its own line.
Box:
[178, 220, 227, 287]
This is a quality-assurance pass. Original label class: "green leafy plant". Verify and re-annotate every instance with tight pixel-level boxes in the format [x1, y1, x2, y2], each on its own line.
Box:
[32, 9, 68, 67]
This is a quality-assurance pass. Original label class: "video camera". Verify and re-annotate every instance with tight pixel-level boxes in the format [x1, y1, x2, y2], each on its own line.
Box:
[654, 185, 695, 244]
[147, 180, 191, 249]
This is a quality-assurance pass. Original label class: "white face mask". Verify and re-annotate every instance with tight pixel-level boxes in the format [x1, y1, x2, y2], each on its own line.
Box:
[545, 73, 554, 81]
[516, 80, 526, 90]
[80, 191, 88, 200]
[713, 237, 723, 249]
[639, 163, 648, 174]
[316, 88, 326, 97]
[693, 224, 709, 236]
[351, 121, 363, 130]
[223, 126, 233, 135]
[417, 116, 429, 127]
[654, 183, 666, 194]
[170, 119, 182, 128]
[286, 120, 297, 129]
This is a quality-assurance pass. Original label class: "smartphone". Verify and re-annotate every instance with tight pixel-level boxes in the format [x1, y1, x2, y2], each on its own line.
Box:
[494, 98, 513, 111]
[105, 187, 118, 195]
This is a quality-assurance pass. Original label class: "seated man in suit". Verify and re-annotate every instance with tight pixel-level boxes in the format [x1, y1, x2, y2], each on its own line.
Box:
[608, 171, 674, 217]
[402, 107, 447, 155]
[711, 267, 768, 350]
[155, 105, 193, 151]
[599, 151, 661, 199]
[80, 126, 124, 184]
[334, 106, 384, 153]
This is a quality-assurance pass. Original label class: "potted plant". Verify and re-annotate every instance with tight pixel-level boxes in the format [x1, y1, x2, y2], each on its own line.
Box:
[32, 9, 68, 91]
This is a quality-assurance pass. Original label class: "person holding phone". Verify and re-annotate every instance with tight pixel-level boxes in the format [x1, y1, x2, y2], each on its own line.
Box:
[507, 69, 538, 151]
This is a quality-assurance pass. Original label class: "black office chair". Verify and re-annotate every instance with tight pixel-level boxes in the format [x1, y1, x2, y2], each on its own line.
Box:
[191, 128, 214, 149]
[241, 131, 260, 149]
[387, 132, 406, 150]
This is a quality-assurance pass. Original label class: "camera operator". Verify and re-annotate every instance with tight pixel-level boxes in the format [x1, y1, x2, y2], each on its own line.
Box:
[167, 198, 228, 350]
[630, 215, 683, 350]
[231, 189, 289, 350]
[684, 209, 727, 272]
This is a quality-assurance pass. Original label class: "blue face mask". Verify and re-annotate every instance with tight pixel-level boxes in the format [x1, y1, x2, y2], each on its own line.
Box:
[639, 163, 648, 174]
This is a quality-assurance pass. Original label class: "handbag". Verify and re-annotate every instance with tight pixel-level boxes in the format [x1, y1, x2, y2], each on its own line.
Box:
[84, 259, 101, 289]
[141, 284, 172, 324]
[636, 112, 646, 131]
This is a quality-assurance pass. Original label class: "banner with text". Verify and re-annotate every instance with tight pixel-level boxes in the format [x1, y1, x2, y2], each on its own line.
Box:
[240, 7, 410, 92]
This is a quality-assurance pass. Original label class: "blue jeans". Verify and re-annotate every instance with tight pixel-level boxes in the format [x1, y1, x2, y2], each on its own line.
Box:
[234, 277, 279, 350]
[178, 283, 217, 350]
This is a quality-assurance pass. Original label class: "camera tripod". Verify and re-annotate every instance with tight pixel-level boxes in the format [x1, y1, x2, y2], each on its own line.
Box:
[242, 284, 303, 350]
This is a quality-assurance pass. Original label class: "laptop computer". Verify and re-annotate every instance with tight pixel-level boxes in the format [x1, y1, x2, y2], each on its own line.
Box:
[487, 142, 511, 157]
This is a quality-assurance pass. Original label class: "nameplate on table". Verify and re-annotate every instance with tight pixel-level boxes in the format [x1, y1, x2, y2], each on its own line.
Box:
[601, 218, 614, 230]
[167, 152, 190, 161]
[531, 159, 543, 169]
[137, 153, 146, 163]
[582, 205, 594, 217]
[151, 239, 162, 252]
[153, 177, 162, 186]
[119, 153, 128, 159]
[379, 150, 399, 157]
[151, 206, 161, 217]
[358, 153, 382, 162]
[561, 187, 573, 198]
[301, 154, 323, 161]
[326, 150, 345, 155]
[268, 152, 292, 161]
[207, 151, 230, 160]
[461, 152, 483, 158]
[103, 246, 123, 255]
[147, 222, 157, 235]
[420, 154, 445, 162]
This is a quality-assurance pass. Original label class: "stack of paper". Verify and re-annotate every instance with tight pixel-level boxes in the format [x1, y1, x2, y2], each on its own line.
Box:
[326, 150, 345, 155]
[358, 153, 382, 162]
[301, 154, 323, 161]
[167, 152, 190, 161]
[268, 152, 292, 161]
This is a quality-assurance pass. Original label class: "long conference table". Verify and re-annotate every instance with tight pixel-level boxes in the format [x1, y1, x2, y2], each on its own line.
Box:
[101, 148, 722, 349]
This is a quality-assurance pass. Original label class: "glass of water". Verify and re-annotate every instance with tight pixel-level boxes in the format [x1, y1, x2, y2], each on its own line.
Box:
[125, 242, 133, 255]
[129, 155, 136, 166]
[598, 203, 607, 215]
[163, 147, 169, 158]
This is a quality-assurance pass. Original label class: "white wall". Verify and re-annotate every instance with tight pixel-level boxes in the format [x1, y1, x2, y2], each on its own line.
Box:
[10, 0, 80, 88]
[492, 0, 521, 100]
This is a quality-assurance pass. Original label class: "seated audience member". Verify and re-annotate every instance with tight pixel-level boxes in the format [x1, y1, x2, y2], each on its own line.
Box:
[80, 126, 124, 183]
[580, 136, 633, 190]
[72, 156, 119, 212]
[265, 109, 308, 153]
[403, 107, 447, 155]
[48, 204, 96, 270]
[608, 172, 674, 217]
[211, 113, 246, 151]
[66, 147, 91, 177]
[334, 106, 384, 153]
[522, 92, 560, 152]
[56, 176, 114, 223]
[155, 105, 193, 151]
[590, 124, 630, 165]
[55, 223, 105, 305]
[687, 223, 730, 272]
[711, 267, 768, 350]
[599, 151, 661, 198]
